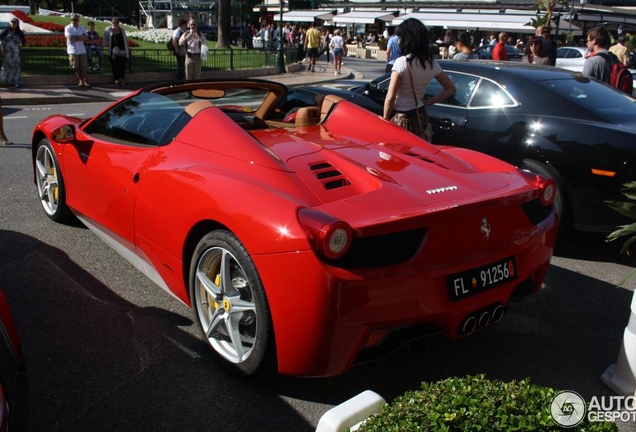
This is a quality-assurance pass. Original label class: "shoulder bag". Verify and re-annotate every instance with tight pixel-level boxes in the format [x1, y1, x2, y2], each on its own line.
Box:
[406, 61, 433, 142]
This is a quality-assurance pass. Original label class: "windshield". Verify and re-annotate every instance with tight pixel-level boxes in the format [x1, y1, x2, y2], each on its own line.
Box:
[539, 77, 636, 124]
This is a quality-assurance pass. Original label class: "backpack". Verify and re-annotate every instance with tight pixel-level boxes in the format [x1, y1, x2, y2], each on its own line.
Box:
[167, 38, 176, 52]
[167, 28, 185, 53]
[597, 52, 634, 95]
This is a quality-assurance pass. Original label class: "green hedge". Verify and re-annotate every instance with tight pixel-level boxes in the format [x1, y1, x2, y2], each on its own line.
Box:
[358, 375, 617, 431]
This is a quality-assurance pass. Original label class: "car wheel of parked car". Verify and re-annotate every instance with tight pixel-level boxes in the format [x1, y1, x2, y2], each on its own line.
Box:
[35, 138, 72, 222]
[522, 159, 569, 229]
[189, 230, 274, 376]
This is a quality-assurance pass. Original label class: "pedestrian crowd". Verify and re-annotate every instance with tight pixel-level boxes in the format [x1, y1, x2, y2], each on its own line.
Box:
[62, 13, 130, 88]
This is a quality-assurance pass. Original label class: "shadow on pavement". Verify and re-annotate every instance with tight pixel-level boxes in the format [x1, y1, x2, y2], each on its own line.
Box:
[0, 229, 314, 432]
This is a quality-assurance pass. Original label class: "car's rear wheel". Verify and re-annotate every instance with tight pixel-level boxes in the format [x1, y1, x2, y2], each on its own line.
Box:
[189, 230, 274, 376]
[522, 159, 570, 230]
[35, 138, 71, 222]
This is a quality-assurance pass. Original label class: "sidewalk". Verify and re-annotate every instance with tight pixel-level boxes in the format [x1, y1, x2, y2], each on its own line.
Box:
[1, 62, 362, 106]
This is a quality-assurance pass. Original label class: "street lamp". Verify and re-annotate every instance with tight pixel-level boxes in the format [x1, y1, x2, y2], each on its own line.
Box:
[276, 0, 286, 73]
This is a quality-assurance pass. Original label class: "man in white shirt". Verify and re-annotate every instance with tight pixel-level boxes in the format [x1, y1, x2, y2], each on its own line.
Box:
[179, 19, 207, 80]
[64, 13, 89, 87]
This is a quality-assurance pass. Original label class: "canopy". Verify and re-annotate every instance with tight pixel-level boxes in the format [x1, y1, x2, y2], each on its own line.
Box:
[333, 11, 396, 24]
[392, 10, 582, 35]
[274, 10, 334, 22]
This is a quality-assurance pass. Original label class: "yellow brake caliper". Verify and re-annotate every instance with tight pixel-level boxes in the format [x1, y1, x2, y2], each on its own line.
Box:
[213, 273, 220, 310]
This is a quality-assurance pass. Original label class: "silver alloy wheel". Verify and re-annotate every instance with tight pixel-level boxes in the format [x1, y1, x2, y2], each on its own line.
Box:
[35, 144, 60, 216]
[194, 246, 257, 364]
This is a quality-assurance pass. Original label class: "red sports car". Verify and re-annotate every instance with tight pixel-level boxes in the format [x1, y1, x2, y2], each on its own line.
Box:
[0, 289, 28, 431]
[31, 79, 558, 377]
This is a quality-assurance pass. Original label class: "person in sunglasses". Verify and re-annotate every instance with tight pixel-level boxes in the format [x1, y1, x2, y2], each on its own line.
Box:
[522, 35, 551, 65]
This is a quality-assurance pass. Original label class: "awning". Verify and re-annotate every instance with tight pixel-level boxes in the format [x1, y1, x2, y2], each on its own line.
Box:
[252, 3, 289, 13]
[393, 11, 536, 32]
[274, 10, 334, 22]
[332, 11, 396, 24]
[392, 10, 581, 35]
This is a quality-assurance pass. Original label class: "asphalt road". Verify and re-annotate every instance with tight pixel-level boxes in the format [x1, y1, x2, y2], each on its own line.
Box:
[1, 85, 635, 430]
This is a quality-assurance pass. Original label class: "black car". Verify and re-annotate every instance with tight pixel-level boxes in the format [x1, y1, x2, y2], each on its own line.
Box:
[475, 44, 523, 61]
[291, 60, 636, 233]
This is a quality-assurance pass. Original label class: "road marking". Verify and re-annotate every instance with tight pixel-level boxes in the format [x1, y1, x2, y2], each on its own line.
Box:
[5, 116, 27, 119]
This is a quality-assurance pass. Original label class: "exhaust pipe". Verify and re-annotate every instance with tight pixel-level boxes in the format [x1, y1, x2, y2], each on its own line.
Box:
[478, 311, 491, 328]
[492, 304, 505, 323]
[461, 316, 477, 335]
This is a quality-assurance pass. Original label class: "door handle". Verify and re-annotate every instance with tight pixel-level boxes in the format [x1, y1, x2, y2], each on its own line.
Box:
[437, 119, 455, 128]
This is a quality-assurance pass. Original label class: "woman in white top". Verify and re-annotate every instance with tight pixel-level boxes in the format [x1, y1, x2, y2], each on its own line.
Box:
[329, 29, 345, 75]
[383, 19, 456, 142]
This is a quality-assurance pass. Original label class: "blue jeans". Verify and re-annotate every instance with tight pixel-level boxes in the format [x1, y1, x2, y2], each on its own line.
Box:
[87, 46, 103, 70]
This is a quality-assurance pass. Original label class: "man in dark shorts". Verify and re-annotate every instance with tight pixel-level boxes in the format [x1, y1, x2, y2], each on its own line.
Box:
[305, 23, 321, 72]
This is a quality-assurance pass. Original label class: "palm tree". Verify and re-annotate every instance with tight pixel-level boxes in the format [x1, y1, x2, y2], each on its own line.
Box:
[528, 0, 570, 30]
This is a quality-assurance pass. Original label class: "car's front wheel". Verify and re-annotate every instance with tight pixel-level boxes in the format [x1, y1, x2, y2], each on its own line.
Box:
[35, 138, 71, 222]
[189, 230, 274, 376]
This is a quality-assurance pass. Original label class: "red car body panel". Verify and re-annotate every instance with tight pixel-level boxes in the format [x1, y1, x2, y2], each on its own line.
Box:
[31, 82, 557, 376]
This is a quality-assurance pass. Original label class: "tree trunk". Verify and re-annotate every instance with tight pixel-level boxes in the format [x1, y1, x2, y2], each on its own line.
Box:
[29, 0, 38, 15]
[216, 0, 231, 49]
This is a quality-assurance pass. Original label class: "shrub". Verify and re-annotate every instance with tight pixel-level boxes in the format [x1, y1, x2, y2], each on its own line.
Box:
[11, 10, 33, 24]
[606, 180, 636, 285]
[358, 375, 617, 431]
[33, 22, 65, 32]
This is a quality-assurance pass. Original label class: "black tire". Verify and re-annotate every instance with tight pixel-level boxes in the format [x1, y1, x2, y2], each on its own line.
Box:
[35, 138, 72, 222]
[189, 230, 275, 377]
[522, 159, 570, 231]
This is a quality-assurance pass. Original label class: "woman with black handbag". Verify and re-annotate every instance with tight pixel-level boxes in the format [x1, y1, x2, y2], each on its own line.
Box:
[103, 17, 130, 86]
[383, 19, 456, 142]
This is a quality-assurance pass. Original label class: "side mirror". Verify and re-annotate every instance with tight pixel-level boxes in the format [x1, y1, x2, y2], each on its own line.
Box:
[52, 125, 75, 143]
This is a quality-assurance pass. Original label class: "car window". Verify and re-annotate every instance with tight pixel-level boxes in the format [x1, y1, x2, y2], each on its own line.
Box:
[540, 77, 636, 122]
[506, 46, 519, 55]
[84, 92, 185, 145]
[557, 48, 568, 59]
[469, 79, 516, 108]
[424, 72, 479, 107]
[477, 46, 492, 55]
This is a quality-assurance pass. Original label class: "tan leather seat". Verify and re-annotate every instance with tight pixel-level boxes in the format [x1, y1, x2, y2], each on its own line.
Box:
[320, 95, 345, 122]
[295, 106, 321, 127]
[185, 100, 214, 117]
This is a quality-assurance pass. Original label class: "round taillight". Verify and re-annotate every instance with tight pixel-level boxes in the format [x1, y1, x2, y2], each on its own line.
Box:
[518, 169, 556, 207]
[541, 181, 556, 206]
[322, 222, 351, 259]
[298, 209, 353, 260]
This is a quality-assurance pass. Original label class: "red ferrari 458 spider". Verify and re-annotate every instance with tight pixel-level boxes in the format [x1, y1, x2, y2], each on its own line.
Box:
[31, 79, 558, 377]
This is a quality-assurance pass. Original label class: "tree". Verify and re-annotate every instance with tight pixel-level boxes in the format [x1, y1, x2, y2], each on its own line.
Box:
[216, 0, 231, 48]
[527, 0, 570, 30]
